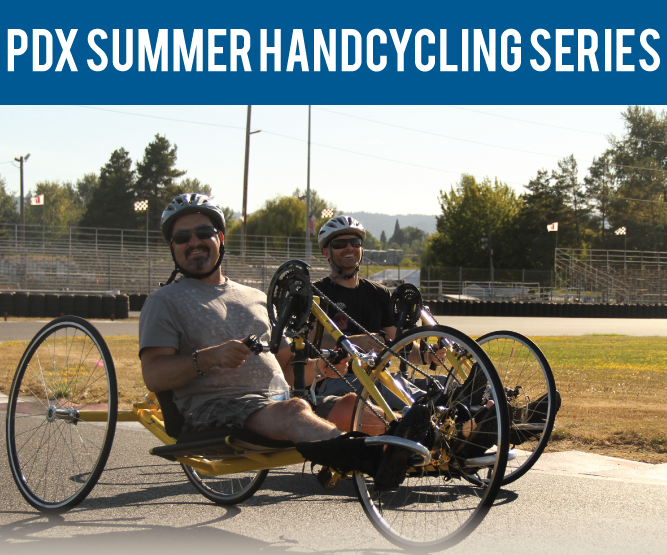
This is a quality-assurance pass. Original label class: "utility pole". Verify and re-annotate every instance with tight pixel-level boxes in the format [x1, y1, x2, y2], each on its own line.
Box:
[241, 106, 261, 258]
[241, 105, 252, 258]
[305, 105, 312, 258]
[14, 153, 30, 243]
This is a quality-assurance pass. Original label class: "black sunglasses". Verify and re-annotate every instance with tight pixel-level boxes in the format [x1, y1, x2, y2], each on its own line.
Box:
[329, 237, 363, 250]
[172, 225, 219, 245]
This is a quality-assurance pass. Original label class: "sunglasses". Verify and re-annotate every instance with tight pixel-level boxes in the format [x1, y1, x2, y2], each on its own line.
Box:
[329, 237, 363, 250]
[172, 225, 219, 245]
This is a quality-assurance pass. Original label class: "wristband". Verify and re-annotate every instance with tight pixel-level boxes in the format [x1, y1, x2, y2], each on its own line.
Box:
[193, 349, 205, 376]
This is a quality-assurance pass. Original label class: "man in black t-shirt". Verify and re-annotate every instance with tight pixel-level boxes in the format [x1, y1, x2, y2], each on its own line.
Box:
[313, 215, 396, 351]
[312, 216, 425, 405]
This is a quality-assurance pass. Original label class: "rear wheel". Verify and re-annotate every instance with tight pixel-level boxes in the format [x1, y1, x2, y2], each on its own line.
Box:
[477, 331, 558, 484]
[6, 316, 117, 512]
[182, 465, 269, 505]
[352, 325, 509, 552]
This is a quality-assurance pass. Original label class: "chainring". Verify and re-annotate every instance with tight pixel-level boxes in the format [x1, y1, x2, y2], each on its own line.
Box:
[267, 260, 313, 336]
[390, 283, 424, 330]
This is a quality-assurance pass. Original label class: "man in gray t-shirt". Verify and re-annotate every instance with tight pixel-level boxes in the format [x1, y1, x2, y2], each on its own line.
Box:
[140, 194, 386, 445]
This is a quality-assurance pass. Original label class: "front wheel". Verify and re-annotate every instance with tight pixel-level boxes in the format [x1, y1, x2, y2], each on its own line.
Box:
[182, 465, 269, 505]
[5, 316, 118, 512]
[352, 325, 509, 552]
[477, 331, 558, 484]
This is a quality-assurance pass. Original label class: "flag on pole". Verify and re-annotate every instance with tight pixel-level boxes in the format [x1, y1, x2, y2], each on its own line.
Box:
[547, 222, 558, 232]
[30, 194, 44, 206]
[615, 226, 627, 235]
[134, 200, 148, 211]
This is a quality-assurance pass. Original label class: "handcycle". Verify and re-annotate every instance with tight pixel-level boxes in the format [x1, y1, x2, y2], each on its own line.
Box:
[385, 283, 560, 484]
[5, 260, 511, 553]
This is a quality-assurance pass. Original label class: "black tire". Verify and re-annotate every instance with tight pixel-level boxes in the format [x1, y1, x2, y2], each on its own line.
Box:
[181, 465, 269, 505]
[477, 331, 558, 485]
[5, 316, 118, 513]
[28, 293, 45, 318]
[351, 325, 509, 552]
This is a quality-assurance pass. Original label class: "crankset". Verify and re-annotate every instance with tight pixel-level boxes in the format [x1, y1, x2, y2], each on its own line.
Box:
[267, 260, 313, 352]
[390, 283, 424, 337]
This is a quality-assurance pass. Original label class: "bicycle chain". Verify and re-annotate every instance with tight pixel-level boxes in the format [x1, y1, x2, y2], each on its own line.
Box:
[311, 283, 441, 382]
[304, 337, 390, 427]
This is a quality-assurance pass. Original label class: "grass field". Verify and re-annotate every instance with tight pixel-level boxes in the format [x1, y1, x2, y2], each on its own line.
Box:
[1, 333, 666, 463]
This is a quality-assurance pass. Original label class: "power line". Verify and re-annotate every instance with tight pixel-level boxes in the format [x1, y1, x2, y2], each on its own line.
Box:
[450, 106, 667, 147]
[77, 105, 247, 131]
[75, 105, 667, 185]
[313, 106, 667, 176]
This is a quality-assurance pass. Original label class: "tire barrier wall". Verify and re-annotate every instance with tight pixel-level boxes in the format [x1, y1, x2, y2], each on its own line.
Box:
[3, 292, 666, 319]
[0, 292, 131, 319]
[425, 300, 667, 319]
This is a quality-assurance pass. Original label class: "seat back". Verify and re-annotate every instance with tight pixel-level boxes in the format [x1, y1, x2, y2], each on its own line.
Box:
[154, 390, 184, 438]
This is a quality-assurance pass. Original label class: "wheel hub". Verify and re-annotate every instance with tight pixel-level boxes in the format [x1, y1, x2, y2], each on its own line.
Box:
[46, 405, 57, 422]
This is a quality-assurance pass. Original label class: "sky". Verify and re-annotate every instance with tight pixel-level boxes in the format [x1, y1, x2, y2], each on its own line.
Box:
[1, 104, 665, 217]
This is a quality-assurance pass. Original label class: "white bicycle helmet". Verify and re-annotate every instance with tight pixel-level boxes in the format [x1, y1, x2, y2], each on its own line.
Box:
[160, 193, 225, 241]
[317, 215, 366, 250]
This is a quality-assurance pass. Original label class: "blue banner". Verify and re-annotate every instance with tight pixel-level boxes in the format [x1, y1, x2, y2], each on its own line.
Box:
[2, 0, 665, 104]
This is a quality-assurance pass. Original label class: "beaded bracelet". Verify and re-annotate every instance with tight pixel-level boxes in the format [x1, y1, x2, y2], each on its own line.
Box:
[193, 349, 205, 376]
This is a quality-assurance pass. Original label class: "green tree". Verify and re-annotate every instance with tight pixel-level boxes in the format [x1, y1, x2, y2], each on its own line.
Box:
[423, 174, 523, 268]
[604, 106, 667, 251]
[165, 177, 212, 200]
[75, 173, 99, 210]
[80, 148, 137, 229]
[0, 177, 18, 231]
[221, 207, 237, 230]
[364, 231, 382, 250]
[584, 152, 617, 249]
[380, 230, 387, 247]
[226, 190, 336, 251]
[25, 181, 83, 228]
[551, 155, 590, 248]
[389, 219, 404, 246]
[134, 134, 186, 230]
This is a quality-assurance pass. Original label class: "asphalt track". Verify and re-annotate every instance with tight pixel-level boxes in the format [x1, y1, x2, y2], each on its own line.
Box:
[1, 317, 667, 553]
[0, 410, 666, 555]
[1, 316, 666, 343]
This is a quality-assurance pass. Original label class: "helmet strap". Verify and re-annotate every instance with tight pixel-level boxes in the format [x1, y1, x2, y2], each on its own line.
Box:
[327, 246, 362, 282]
[162, 243, 226, 286]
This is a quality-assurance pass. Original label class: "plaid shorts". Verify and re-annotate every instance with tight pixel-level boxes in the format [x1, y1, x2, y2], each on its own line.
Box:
[183, 393, 342, 433]
[184, 393, 273, 432]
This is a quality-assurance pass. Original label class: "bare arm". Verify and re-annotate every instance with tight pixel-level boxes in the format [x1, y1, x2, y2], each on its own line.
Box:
[140, 340, 251, 392]
[276, 345, 350, 388]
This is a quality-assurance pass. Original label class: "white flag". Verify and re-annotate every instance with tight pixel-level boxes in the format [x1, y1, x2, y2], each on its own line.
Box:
[547, 222, 558, 232]
[30, 194, 44, 206]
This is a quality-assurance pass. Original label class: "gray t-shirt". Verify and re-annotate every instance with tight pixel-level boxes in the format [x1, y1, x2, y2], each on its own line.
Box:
[139, 277, 287, 417]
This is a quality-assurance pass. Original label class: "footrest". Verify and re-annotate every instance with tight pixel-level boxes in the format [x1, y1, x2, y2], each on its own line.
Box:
[364, 436, 432, 466]
[463, 448, 516, 468]
[151, 429, 294, 461]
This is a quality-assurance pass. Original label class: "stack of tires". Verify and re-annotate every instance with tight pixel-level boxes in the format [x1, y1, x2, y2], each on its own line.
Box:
[0, 292, 14, 317]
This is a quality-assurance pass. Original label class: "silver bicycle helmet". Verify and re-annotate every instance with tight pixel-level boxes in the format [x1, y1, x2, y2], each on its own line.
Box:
[317, 215, 366, 250]
[160, 193, 225, 241]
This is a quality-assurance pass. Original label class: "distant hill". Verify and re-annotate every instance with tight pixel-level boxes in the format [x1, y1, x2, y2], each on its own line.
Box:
[345, 212, 437, 239]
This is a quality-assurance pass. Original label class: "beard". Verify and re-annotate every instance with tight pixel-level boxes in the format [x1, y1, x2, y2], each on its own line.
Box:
[184, 246, 211, 271]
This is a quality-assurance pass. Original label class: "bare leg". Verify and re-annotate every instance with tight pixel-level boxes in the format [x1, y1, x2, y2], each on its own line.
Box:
[244, 398, 341, 443]
[326, 393, 392, 436]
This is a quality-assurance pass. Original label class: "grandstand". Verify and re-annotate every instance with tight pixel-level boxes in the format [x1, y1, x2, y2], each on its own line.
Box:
[0, 223, 331, 294]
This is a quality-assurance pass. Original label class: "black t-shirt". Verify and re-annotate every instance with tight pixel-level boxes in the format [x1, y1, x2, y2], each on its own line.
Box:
[312, 276, 395, 336]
